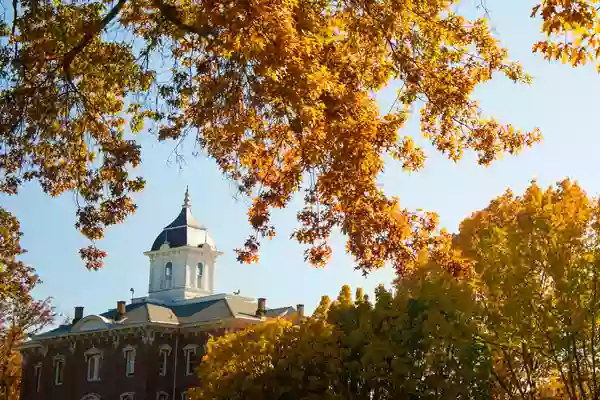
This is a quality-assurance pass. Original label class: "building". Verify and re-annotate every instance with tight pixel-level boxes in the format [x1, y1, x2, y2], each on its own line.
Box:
[19, 188, 302, 400]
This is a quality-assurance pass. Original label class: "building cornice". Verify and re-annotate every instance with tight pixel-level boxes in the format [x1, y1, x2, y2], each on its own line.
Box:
[17, 315, 259, 352]
[143, 245, 224, 258]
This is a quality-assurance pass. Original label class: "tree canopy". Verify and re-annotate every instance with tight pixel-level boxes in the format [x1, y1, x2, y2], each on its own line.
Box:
[1, 0, 543, 272]
[455, 179, 600, 399]
[192, 278, 492, 399]
[0, 208, 53, 400]
[191, 180, 600, 399]
[532, 0, 600, 70]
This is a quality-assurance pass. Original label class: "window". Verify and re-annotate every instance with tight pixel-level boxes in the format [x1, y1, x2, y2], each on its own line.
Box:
[120, 393, 135, 400]
[81, 395, 101, 400]
[181, 391, 188, 400]
[54, 356, 65, 386]
[86, 353, 101, 381]
[164, 262, 173, 289]
[157, 392, 168, 400]
[196, 263, 203, 288]
[123, 346, 136, 377]
[34, 363, 42, 392]
[183, 345, 198, 376]
[158, 345, 171, 376]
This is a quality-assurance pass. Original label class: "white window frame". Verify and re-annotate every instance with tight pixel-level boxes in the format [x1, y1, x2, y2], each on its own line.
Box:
[123, 345, 136, 377]
[156, 391, 169, 400]
[183, 344, 198, 376]
[34, 362, 42, 392]
[85, 348, 102, 382]
[53, 355, 65, 386]
[158, 344, 171, 376]
[120, 393, 135, 400]
[163, 262, 173, 289]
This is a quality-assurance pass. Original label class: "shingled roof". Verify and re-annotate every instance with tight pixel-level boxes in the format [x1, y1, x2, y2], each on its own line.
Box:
[150, 187, 215, 251]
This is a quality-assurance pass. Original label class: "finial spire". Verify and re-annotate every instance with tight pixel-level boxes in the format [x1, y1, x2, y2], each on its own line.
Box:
[183, 186, 191, 208]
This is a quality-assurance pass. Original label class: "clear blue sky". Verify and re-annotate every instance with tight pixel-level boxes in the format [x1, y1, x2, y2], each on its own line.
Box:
[3, 0, 600, 320]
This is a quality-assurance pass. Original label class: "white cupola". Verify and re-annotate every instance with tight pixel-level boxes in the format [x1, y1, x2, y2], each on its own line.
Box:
[143, 187, 223, 303]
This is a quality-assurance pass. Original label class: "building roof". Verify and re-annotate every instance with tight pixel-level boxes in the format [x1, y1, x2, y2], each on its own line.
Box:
[150, 187, 216, 251]
[24, 187, 300, 345]
[30, 295, 297, 341]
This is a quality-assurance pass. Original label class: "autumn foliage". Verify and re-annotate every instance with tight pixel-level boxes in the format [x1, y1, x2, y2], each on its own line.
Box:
[455, 179, 600, 399]
[191, 180, 600, 399]
[192, 279, 490, 400]
[0, 209, 53, 399]
[532, 0, 600, 70]
[0, 0, 544, 272]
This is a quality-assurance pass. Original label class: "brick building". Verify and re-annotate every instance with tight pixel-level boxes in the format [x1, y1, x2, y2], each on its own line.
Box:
[18, 189, 301, 400]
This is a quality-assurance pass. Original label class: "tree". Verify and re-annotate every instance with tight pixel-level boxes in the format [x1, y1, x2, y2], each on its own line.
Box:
[454, 179, 600, 399]
[532, 0, 600, 70]
[1, 0, 540, 272]
[192, 180, 600, 399]
[0, 296, 53, 400]
[192, 280, 493, 400]
[0, 209, 53, 399]
[193, 318, 343, 400]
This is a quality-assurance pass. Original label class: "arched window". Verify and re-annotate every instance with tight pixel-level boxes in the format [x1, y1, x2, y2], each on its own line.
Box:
[34, 362, 42, 392]
[53, 355, 65, 386]
[80, 394, 101, 400]
[183, 344, 199, 376]
[85, 348, 102, 382]
[164, 262, 173, 289]
[157, 391, 169, 400]
[158, 345, 171, 376]
[196, 263, 203, 288]
[122, 345, 136, 377]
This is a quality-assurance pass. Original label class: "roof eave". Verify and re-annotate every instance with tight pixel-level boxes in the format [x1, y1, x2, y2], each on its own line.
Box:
[26, 315, 258, 343]
[143, 246, 223, 257]
[15, 340, 43, 351]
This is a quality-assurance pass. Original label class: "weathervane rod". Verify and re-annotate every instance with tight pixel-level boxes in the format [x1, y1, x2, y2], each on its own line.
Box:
[183, 185, 191, 208]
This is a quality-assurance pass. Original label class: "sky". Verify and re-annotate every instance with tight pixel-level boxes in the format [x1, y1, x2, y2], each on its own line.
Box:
[4, 0, 600, 322]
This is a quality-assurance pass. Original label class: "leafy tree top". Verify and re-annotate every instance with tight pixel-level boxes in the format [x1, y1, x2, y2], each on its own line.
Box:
[2, 0, 540, 272]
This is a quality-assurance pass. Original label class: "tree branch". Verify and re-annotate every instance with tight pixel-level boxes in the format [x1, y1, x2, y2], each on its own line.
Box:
[152, 0, 213, 37]
[62, 0, 128, 81]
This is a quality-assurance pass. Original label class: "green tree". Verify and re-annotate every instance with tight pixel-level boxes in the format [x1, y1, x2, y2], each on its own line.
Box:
[192, 318, 343, 400]
[192, 279, 492, 400]
[455, 179, 600, 399]
[362, 268, 492, 399]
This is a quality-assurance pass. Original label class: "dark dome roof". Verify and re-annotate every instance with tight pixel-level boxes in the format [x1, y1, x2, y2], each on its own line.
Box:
[150, 188, 215, 251]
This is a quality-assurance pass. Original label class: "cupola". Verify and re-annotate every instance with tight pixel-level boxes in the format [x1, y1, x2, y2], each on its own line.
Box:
[143, 187, 223, 303]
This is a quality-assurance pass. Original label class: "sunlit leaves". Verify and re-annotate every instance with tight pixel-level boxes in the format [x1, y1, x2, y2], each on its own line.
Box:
[455, 179, 600, 398]
[0, 209, 53, 399]
[192, 280, 492, 400]
[191, 180, 600, 399]
[1, 0, 149, 269]
[2, 0, 538, 272]
[532, 0, 600, 70]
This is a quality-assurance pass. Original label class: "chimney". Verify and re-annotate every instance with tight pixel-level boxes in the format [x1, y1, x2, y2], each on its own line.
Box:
[296, 304, 305, 318]
[116, 301, 126, 321]
[256, 298, 266, 317]
[73, 306, 84, 324]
